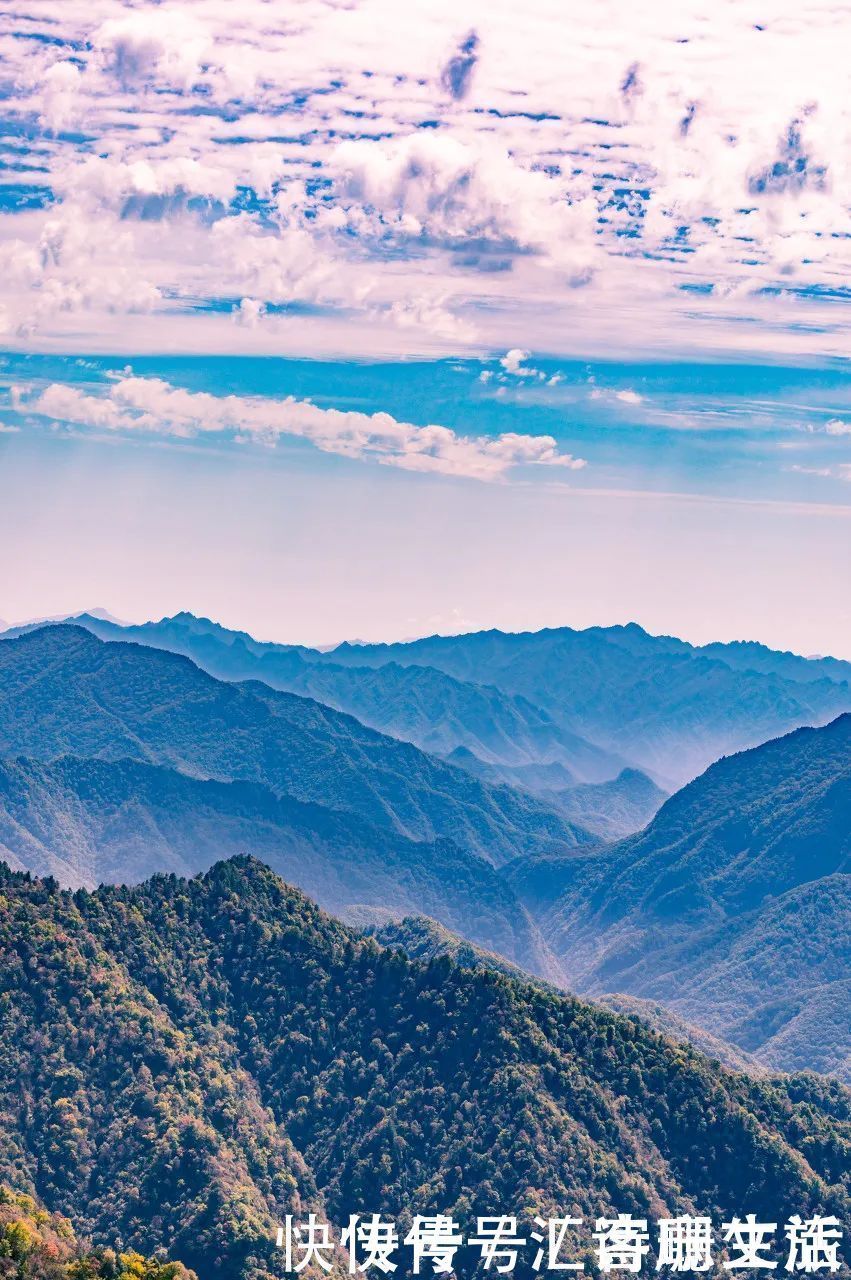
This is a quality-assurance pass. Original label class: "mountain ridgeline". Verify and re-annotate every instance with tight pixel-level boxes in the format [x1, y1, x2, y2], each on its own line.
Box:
[38, 610, 851, 790]
[2, 857, 851, 1279]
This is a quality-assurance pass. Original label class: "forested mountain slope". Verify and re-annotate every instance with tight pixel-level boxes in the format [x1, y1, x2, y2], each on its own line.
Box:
[533, 715, 851, 1077]
[0, 626, 589, 867]
[2, 857, 850, 1279]
[0, 1187, 196, 1280]
[369, 915, 764, 1073]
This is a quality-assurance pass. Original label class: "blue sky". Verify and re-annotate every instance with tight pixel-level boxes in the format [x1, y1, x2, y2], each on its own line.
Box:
[0, 1, 848, 654]
[2, 350, 849, 657]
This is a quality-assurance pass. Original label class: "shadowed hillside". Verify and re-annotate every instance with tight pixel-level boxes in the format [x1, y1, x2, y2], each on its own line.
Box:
[0, 753, 560, 978]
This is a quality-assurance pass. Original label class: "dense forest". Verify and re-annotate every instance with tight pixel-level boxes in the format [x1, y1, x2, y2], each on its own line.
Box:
[0, 1187, 195, 1280]
[2, 857, 850, 1278]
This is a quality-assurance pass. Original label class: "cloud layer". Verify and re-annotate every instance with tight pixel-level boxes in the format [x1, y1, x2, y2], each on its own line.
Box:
[0, 0, 848, 357]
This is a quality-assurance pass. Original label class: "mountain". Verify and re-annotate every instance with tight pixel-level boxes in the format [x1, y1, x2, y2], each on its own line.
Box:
[0, 753, 558, 978]
[20, 612, 624, 784]
[0, 626, 593, 867]
[321, 623, 851, 788]
[11, 610, 848, 791]
[447, 753, 667, 840]
[249, 657, 623, 782]
[532, 714, 851, 1078]
[696, 639, 851, 689]
[2, 856, 850, 1279]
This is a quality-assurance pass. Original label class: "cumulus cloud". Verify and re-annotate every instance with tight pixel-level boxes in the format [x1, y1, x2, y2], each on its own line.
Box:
[332, 132, 598, 268]
[92, 9, 215, 93]
[53, 154, 242, 214]
[233, 297, 266, 328]
[500, 349, 533, 375]
[39, 60, 83, 132]
[615, 389, 643, 405]
[25, 377, 587, 481]
[0, 208, 161, 333]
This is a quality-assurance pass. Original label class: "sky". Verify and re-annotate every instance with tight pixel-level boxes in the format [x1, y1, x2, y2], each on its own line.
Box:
[0, 1, 849, 655]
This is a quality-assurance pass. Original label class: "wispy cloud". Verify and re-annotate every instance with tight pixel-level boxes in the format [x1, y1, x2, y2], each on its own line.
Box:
[21, 377, 587, 481]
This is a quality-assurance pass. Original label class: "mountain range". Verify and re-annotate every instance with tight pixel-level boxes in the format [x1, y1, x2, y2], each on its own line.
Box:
[3, 855, 850, 1279]
[0, 619, 850, 1080]
[0, 625, 591, 868]
[8, 610, 850, 792]
[319, 623, 851, 787]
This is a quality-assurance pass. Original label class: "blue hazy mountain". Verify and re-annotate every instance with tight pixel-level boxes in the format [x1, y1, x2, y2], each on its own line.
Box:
[0, 625, 593, 867]
[13, 611, 627, 784]
[444, 751, 668, 841]
[526, 713, 851, 1078]
[321, 623, 851, 787]
[25, 611, 851, 790]
[696, 639, 851, 687]
[0, 753, 559, 978]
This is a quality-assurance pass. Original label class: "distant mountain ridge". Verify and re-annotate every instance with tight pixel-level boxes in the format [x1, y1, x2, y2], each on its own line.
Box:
[12, 610, 849, 791]
[7, 611, 626, 782]
[320, 623, 851, 787]
[447, 754, 668, 841]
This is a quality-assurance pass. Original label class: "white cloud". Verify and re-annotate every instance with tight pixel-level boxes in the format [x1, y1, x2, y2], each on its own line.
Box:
[787, 463, 832, 477]
[39, 60, 83, 132]
[332, 132, 598, 269]
[233, 297, 265, 328]
[500, 349, 533, 375]
[92, 10, 216, 93]
[25, 377, 587, 481]
[825, 418, 851, 436]
[2, 0, 851, 359]
[615, 389, 643, 406]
